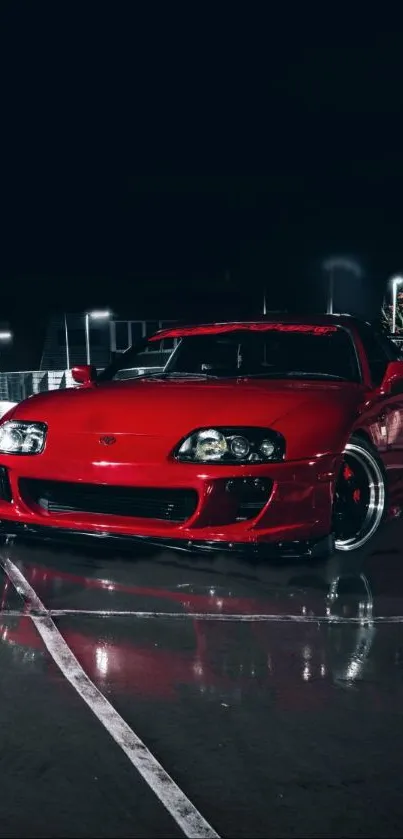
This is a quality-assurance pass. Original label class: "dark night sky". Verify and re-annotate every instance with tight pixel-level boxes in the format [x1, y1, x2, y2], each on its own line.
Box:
[2, 8, 403, 357]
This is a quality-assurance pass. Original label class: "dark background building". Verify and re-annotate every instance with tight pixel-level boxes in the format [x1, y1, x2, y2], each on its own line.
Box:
[40, 315, 178, 371]
[2, 19, 402, 368]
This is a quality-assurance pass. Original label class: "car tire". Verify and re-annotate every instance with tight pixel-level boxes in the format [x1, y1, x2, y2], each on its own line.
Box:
[333, 434, 387, 553]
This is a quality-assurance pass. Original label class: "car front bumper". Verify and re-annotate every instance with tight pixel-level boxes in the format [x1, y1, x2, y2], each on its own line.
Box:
[0, 453, 341, 555]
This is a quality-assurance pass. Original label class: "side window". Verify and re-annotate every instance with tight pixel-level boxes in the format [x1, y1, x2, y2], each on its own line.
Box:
[378, 332, 403, 360]
[357, 325, 390, 386]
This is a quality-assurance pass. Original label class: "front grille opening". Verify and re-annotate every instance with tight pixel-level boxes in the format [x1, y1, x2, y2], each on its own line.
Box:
[225, 477, 273, 521]
[0, 467, 12, 502]
[19, 479, 198, 523]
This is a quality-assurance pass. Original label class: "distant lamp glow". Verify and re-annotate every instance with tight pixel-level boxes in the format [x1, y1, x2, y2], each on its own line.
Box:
[390, 276, 403, 334]
[323, 257, 363, 277]
[85, 310, 112, 364]
[0, 331, 12, 341]
[322, 256, 363, 315]
[88, 310, 112, 320]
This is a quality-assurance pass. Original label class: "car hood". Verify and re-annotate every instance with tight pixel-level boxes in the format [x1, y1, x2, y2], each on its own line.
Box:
[11, 378, 364, 458]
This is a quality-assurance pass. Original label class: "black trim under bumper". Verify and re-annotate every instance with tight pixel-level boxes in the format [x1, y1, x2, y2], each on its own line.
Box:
[0, 521, 335, 559]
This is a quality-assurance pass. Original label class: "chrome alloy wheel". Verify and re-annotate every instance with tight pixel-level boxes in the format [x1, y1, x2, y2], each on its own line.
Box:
[333, 441, 386, 552]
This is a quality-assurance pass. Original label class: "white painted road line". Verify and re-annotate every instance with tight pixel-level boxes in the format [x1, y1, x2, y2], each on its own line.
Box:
[0, 606, 391, 623]
[0, 555, 220, 839]
[22, 608, 383, 623]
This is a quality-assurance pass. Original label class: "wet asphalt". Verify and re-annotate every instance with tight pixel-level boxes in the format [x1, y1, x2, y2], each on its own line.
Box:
[1, 526, 403, 838]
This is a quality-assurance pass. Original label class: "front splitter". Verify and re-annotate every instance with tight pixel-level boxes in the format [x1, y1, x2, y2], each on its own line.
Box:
[0, 521, 335, 559]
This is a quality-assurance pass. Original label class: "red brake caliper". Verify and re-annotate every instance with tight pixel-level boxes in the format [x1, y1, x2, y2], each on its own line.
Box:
[343, 463, 361, 503]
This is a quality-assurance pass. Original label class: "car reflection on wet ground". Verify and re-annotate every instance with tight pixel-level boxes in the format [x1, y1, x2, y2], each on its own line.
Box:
[1, 529, 403, 838]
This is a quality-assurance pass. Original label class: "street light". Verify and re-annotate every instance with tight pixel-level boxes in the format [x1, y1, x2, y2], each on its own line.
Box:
[390, 276, 403, 334]
[0, 331, 12, 368]
[63, 314, 70, 369]
[85, 310, 111, 365]
[322, 257, 363, 315]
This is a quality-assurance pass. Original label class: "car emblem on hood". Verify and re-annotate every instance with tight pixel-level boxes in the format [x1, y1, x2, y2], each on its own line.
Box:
[99, 435, 116, 446]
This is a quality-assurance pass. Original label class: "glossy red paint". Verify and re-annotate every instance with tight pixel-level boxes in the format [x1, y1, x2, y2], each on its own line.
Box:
[0, 314, 402, 551]
[71, 365, 97, 385]
[380, 359, 403, 394]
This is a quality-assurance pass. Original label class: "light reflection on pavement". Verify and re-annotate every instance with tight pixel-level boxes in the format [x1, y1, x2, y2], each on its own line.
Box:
[1, 526, 403, 837]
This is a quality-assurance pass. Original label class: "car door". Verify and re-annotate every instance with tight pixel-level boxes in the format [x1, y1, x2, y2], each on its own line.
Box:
[356, 323, 403, 499]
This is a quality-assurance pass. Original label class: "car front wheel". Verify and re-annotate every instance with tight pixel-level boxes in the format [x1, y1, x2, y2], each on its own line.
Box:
[333, 434, 387, 553]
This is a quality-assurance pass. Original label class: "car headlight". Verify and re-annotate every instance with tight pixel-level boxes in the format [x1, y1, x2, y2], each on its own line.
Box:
[174, 427, 285, 464]
[0, 421, 47, 454]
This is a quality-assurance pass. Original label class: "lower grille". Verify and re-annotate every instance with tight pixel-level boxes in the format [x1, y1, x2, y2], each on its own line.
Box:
[19, 479, 198, 523]
[225, 477, 273, 521]
[0, 467, 12, 502]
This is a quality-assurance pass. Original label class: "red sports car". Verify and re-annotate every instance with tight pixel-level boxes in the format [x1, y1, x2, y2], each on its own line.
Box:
[0, 315, 402, 557]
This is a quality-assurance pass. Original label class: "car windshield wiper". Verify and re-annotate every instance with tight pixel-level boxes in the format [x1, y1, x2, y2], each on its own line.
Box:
[131, 371, 219, 380]
[243, 371, 348, 381]
[115, 369, 347, 382]
[163, 371, 219, 379]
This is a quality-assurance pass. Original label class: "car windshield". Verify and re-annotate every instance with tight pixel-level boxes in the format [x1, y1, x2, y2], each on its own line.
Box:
[100, 324, 360, 383]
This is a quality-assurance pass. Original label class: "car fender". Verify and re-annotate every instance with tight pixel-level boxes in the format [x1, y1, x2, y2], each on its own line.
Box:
[0, 403, 18, 424]
[271, 394, 363, 460]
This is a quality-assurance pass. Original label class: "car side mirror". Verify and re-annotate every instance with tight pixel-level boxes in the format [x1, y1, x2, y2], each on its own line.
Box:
[71, 365, 97, 385]
[380, 360, 403, 395]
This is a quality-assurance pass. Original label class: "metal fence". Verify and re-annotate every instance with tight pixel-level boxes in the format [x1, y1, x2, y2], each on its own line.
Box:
[0, 370, 76, 403]
[0, 366, 166, 404]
